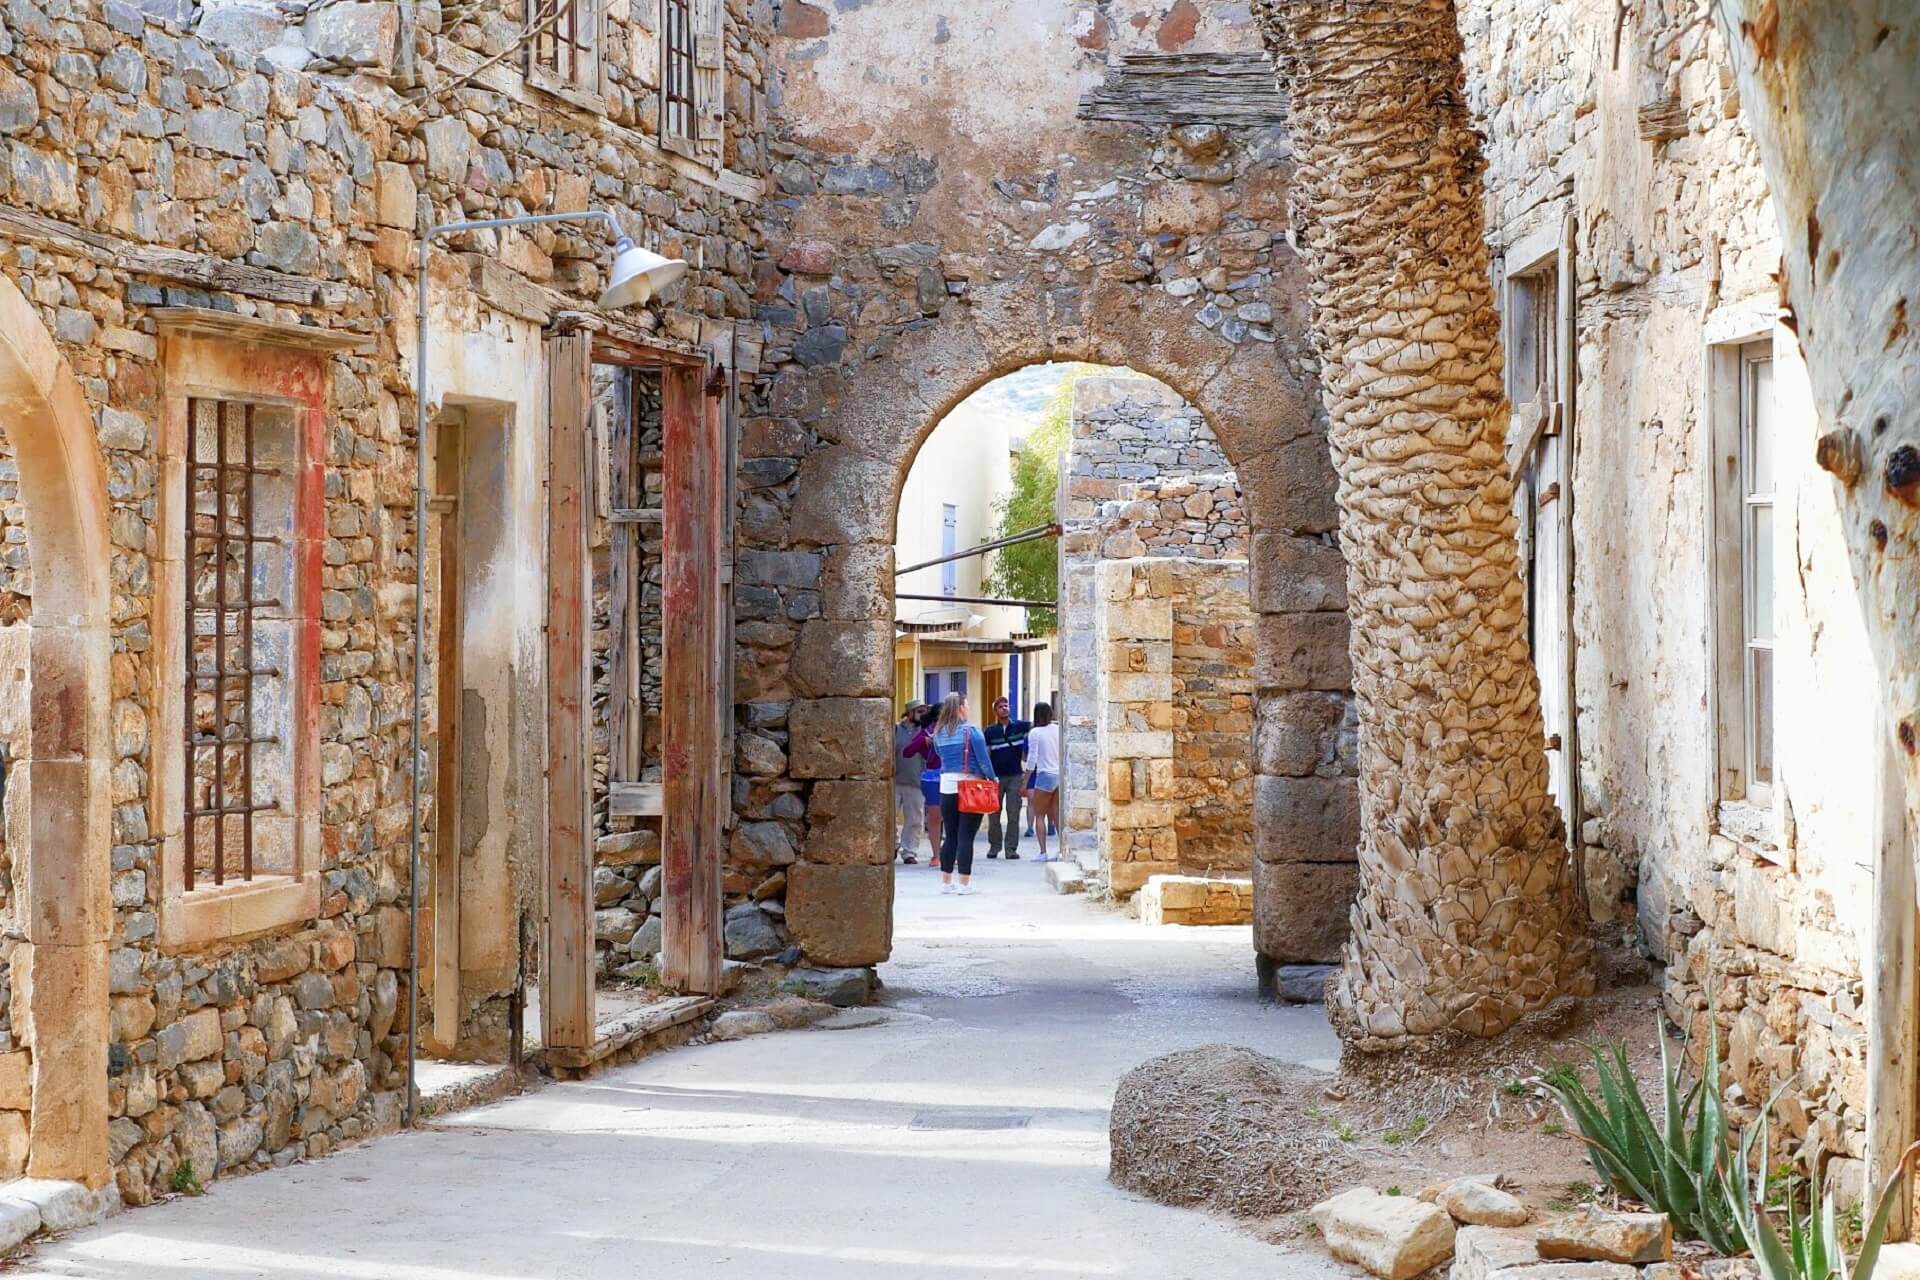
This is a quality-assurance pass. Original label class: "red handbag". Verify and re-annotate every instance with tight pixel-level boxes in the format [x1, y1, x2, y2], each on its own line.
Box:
[956, 733, 999, 815]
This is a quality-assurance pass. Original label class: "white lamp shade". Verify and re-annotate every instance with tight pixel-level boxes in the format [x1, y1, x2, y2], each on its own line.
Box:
[598, 240, 689, 309]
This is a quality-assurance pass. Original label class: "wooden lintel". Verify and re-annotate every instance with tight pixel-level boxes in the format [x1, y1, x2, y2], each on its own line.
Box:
[1077, 52, 1290, 128]
[153, 306, 375, 354]
[0, 205, 349, 307]
[552, 310, 707, 369]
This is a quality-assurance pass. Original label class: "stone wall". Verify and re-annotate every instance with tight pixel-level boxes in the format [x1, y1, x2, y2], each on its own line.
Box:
[1090, 557, 1252, 895]
[0, 0, 773, 1200]
[742, 0, 1352, 973]
[1460, 0, 1875, 1179]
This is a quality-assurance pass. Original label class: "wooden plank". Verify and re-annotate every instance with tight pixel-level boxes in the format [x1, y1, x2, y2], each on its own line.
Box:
[0, 205, 349, 305]
[609, 507, 663, 524]
[609, 781, 663, 818]
[606, 369, 636, 779]
[544, 333, 595, 1052]
[660, 363, 725, 994]
[1077, 52, 1289, 128]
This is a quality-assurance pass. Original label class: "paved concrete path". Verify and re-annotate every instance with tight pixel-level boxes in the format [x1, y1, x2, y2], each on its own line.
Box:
[21, 859, 1345, 1279]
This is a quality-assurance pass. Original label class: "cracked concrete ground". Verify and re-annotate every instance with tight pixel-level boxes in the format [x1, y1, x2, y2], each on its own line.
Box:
[19, 861, 1346, 1279]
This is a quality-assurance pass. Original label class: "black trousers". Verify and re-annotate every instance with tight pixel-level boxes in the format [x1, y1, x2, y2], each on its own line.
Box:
[938, 793, 983, 876]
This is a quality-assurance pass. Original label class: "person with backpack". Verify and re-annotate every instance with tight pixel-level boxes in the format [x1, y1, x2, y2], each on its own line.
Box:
[982, 695, 1032, 859]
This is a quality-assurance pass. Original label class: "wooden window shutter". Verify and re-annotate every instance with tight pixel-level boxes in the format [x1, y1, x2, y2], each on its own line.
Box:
[693, 0, 724, 148]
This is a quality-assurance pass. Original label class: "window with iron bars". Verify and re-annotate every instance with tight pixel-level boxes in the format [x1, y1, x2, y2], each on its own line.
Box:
[662, 0, 695, 141]
[530, 0, 601, 96]
[184, 398, 299, 890]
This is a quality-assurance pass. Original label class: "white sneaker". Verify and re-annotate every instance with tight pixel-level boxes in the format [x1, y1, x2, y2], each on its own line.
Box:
[956, 884, 978, 896]
[940, 882, 956, 894]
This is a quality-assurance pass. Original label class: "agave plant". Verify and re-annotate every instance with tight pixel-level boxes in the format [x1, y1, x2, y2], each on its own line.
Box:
[1725, 1103, 1919, 1280]
[1538, 1019, 1744, 1254]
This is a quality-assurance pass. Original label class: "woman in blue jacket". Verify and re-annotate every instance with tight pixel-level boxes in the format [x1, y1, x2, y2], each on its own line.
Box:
[929, 692, 993, 894]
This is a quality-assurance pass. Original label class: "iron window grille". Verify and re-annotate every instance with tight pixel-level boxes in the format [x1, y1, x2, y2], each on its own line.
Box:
[183, 399, 285, 890]
[663, 0, 695, 140]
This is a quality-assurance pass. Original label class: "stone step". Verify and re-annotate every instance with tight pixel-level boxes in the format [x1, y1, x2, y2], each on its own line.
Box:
[1045, 861, 1088, 894]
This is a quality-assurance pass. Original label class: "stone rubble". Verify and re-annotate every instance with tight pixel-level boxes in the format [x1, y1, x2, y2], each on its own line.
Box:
[1310, 1186, 1458, 1280]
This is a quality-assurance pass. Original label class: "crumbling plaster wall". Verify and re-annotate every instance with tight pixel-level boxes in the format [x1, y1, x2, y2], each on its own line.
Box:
[740, 0, 1356, 971]
[0, 0, 773, 1202]
[1461, 0, 1878, 1173]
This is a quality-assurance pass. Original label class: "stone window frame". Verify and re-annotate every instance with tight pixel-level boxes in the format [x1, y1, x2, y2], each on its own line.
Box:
[153, 323, 330, 950]
[1703, 303, 1781, 856]
[527, 0, 609, 116]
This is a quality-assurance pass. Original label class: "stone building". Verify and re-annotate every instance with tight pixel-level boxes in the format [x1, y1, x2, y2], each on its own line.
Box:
[0, 0, 771, 1205]
[0, 0, 1904, 1236]
[1460, 0, 1876, 1184]
[1056, 376, 1265, 901]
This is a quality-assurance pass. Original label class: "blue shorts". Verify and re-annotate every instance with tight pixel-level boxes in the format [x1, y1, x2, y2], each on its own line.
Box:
[920, 770, 942, 806]
[1028, 770, 1059, 794]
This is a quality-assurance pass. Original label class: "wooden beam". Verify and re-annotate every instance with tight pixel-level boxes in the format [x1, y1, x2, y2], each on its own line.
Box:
[1076, 52, 1289, 128]
[543, 333, 595, 1053]
[0, 205, 349, 306]
[609, 781, 664, 818]
[660, 364, 726, 994]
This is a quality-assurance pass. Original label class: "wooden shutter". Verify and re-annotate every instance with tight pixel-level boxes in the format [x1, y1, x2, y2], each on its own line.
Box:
[693, 0, 725, 151]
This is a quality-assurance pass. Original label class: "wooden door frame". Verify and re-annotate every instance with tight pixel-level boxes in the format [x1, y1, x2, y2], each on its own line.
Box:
[545, 319, 729, 1019]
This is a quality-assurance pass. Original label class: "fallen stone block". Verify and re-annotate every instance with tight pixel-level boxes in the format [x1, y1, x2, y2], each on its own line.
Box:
[1431, 1177, 1529, 1227]
[1276, 963, 1336, 1003]
[1872, 1243, 1920, 1280]
[0, 1197, 38, 1253]
[1450, 1225, 1540, 1280]
[1311, 1187, 1456, 1280]
[780, 966, 875, 1008]
[6, 1178, 118, 1233]
[1488, 1265, 1638, 1280]
[708, 1010, 777, 1041]
[1535, 1210, 1671, 1265]
[1138, 874, 1254, 926]
[1643, 1263, 1759, 1280]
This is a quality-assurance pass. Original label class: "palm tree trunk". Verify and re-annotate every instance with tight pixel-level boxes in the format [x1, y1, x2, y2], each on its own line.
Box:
[1253, 0, 1591, 1041]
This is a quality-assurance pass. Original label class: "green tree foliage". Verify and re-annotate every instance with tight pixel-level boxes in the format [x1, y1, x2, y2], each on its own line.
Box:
[983, 365, 1141, 633]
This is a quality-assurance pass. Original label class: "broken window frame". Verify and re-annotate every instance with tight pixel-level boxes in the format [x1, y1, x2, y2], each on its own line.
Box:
[660, 0, 724, 164]
[527, 0, 607, 114]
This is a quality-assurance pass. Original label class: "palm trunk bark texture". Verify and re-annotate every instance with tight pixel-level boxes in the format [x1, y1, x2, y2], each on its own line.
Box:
[1253, 0, 1592, 1043]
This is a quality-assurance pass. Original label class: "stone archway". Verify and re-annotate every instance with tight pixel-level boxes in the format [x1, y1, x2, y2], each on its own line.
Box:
[0, 273, 113, 1185]
[772, 277, 1360, 978]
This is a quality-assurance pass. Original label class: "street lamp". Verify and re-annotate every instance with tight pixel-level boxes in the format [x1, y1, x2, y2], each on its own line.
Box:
[405, 209, 685, 1127]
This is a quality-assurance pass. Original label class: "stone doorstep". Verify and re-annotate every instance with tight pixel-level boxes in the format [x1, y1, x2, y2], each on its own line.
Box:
[0, 1177, 122, 1255]
[414, 1061, 530, 1122]
[540, 995, 715, 1074]
[1045, 861, 1088, 894]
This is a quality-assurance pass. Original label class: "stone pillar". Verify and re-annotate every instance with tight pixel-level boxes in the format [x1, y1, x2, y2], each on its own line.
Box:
[1095, 561, 1178, 896]
[1249, 532, 1358, 969]
[780, 538, 899, 968]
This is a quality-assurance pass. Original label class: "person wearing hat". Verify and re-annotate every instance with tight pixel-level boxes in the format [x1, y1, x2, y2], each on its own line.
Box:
[894, 699, 935, 864]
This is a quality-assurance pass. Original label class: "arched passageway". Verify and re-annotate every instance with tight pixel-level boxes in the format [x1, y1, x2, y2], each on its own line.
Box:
[751, 280, 1361, 982]
[0, 272, 114, 1186]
